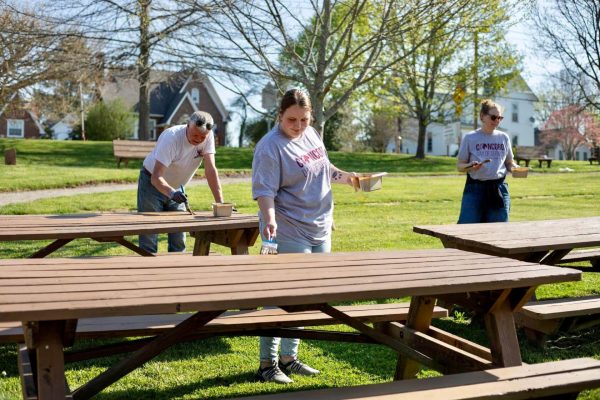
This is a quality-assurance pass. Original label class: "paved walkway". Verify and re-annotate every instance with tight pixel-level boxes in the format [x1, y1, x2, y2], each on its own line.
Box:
[0, 176, 251, 207]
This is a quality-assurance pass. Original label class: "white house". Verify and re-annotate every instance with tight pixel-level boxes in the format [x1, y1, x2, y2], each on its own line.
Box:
[394, 75, 539, 156]
[51, 113, 79, 140]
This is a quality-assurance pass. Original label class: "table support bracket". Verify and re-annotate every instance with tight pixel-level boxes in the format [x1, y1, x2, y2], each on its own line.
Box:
[93, 237, 155, 257]
[72, 310, 224, 400]
[540, 249, 572, 266]
[29, 239, 74, 258]
[283, 303, 442, 373]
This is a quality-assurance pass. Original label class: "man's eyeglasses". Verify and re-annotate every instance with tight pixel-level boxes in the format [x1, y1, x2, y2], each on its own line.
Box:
[488, 114, 504, 122]
[192, 114, 215, 131]
[195, 119, 214, 131]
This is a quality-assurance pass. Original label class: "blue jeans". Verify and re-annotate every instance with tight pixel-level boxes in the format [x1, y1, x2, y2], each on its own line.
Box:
[259, 225, 331, 363]
[137, 170, 186, 253]
[458, 181, 510, 224]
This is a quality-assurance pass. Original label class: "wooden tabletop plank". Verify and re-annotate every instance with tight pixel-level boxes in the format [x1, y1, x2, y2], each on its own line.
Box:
[0, 250, 580, 322]
[0, 264, 564, 305]
[445, 234, 600, 254]
[1, 263, 531, 288]
[0, 212, 258, 240]
[0, 248, 494, 268]
[414, 217, 600, 255]
[0, 258, 549, 296]
[415, 217, 600, 236]
[0, 250, 527, 276]
[421, 227, 600, 243]
[0, 268, 577, 322]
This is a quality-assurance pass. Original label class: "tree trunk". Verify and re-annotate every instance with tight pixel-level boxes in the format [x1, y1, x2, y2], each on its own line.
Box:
[238, 115, 246, 147]
[312, 97, 326, 139]
[137, 0, 151, 141]
[415, 119, 427, 159]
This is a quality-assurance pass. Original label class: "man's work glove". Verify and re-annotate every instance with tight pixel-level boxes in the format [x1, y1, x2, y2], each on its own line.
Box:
[170, 190, 188, 204]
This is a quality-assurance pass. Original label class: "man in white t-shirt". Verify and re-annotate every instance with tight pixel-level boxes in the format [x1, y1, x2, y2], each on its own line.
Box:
[137, 111, 224, 253]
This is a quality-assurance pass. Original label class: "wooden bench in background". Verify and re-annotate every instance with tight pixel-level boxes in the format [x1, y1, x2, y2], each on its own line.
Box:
[514, 146, 553, 168]
[0, 303, 448, 363]
[112, 139, 155, 168]
[233, 358, 600, 400]
[557, 248, 600, 270]
[515, 296, 600, 347]
[589, 146, 600, 165]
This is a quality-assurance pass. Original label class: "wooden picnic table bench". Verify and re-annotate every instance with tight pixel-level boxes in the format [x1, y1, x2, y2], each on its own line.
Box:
[0, 303, 449, 364]
[514, 146, 553, 168]
[556, 248, 600, 269]
[0, 211, 259, 257]
[514, 295, 600, 347]
[112, 139, 155, 168]
[232, 358, 600, 400]
[0, 249, 580, 399]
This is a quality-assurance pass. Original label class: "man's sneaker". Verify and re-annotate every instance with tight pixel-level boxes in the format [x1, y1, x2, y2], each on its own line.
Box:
[256, 363, 293, 384]
[279, 359, 320, 376]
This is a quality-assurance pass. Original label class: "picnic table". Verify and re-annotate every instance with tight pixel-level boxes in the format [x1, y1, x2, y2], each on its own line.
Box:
[0, 249, 580, 399]
[0, 211, 259, 257]
[413, 216, 600, 265]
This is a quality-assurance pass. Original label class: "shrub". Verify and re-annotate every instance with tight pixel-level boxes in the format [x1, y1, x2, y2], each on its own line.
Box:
[85, 100, 135, 140]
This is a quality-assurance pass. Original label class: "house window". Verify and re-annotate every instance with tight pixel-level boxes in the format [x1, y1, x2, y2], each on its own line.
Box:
[149, 119, 157, 140]
[575, 151, 580, 161]
[559, 150, 564, 160]
[583, 152, 588, 161]
[511, 103, 519, 123]
[427, 135, 433, 152]
[512, 135, 518, 146]
[7, 119, 25, 137]
[191, 88, 200, 105]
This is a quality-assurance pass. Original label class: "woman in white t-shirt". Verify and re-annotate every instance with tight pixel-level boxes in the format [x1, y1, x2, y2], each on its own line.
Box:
[456, 99, 519, 223]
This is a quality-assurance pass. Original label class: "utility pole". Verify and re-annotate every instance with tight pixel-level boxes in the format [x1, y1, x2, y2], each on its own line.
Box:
[79, 81, 86, 141]
[472, 31, 479, 131]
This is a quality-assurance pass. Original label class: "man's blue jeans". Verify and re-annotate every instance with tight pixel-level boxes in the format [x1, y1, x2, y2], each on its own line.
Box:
[137, 170, 186, 253]
[258, 221, 331, 363]
[458, 181, 510, 224]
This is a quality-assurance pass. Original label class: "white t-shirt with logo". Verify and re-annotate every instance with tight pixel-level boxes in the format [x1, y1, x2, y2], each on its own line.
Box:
[143, 124, 215, 188]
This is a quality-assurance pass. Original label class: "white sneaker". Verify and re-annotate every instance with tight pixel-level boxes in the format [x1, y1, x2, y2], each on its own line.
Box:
[256, 362, 293, 384]
[279, 359, 320, 376]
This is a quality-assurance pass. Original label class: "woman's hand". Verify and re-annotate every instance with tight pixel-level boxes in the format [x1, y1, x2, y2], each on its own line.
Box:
[263, 221, 277, 241]
[468, 161, 484, 171]
[347, 172, 358, 187]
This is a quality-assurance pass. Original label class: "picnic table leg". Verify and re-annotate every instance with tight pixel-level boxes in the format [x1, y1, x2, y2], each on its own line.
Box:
[395, 296, 436, 380]
[231, 228, 259, 255]
[194, 228, 259, 256]
[540, 249, 572, 265]
[192, 231, 212, 256]
[483, 290, 523, 367]
[23, 321, 68, 399]
[30, 239, 74, 258]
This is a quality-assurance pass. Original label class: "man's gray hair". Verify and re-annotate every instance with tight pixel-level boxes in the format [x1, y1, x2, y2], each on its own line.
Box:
[189, 110, 214, 125]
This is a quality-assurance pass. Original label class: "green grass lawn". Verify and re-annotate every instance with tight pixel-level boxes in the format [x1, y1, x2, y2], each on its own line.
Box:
[2, 138, 600, 191]
[0, 140, 600, 399]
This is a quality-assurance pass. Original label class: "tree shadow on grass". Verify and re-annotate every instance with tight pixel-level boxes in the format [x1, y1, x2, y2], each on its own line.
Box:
[95, 371, 260, 400]
[0, 344, 19, 377]
[67, 336, 234, 372]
